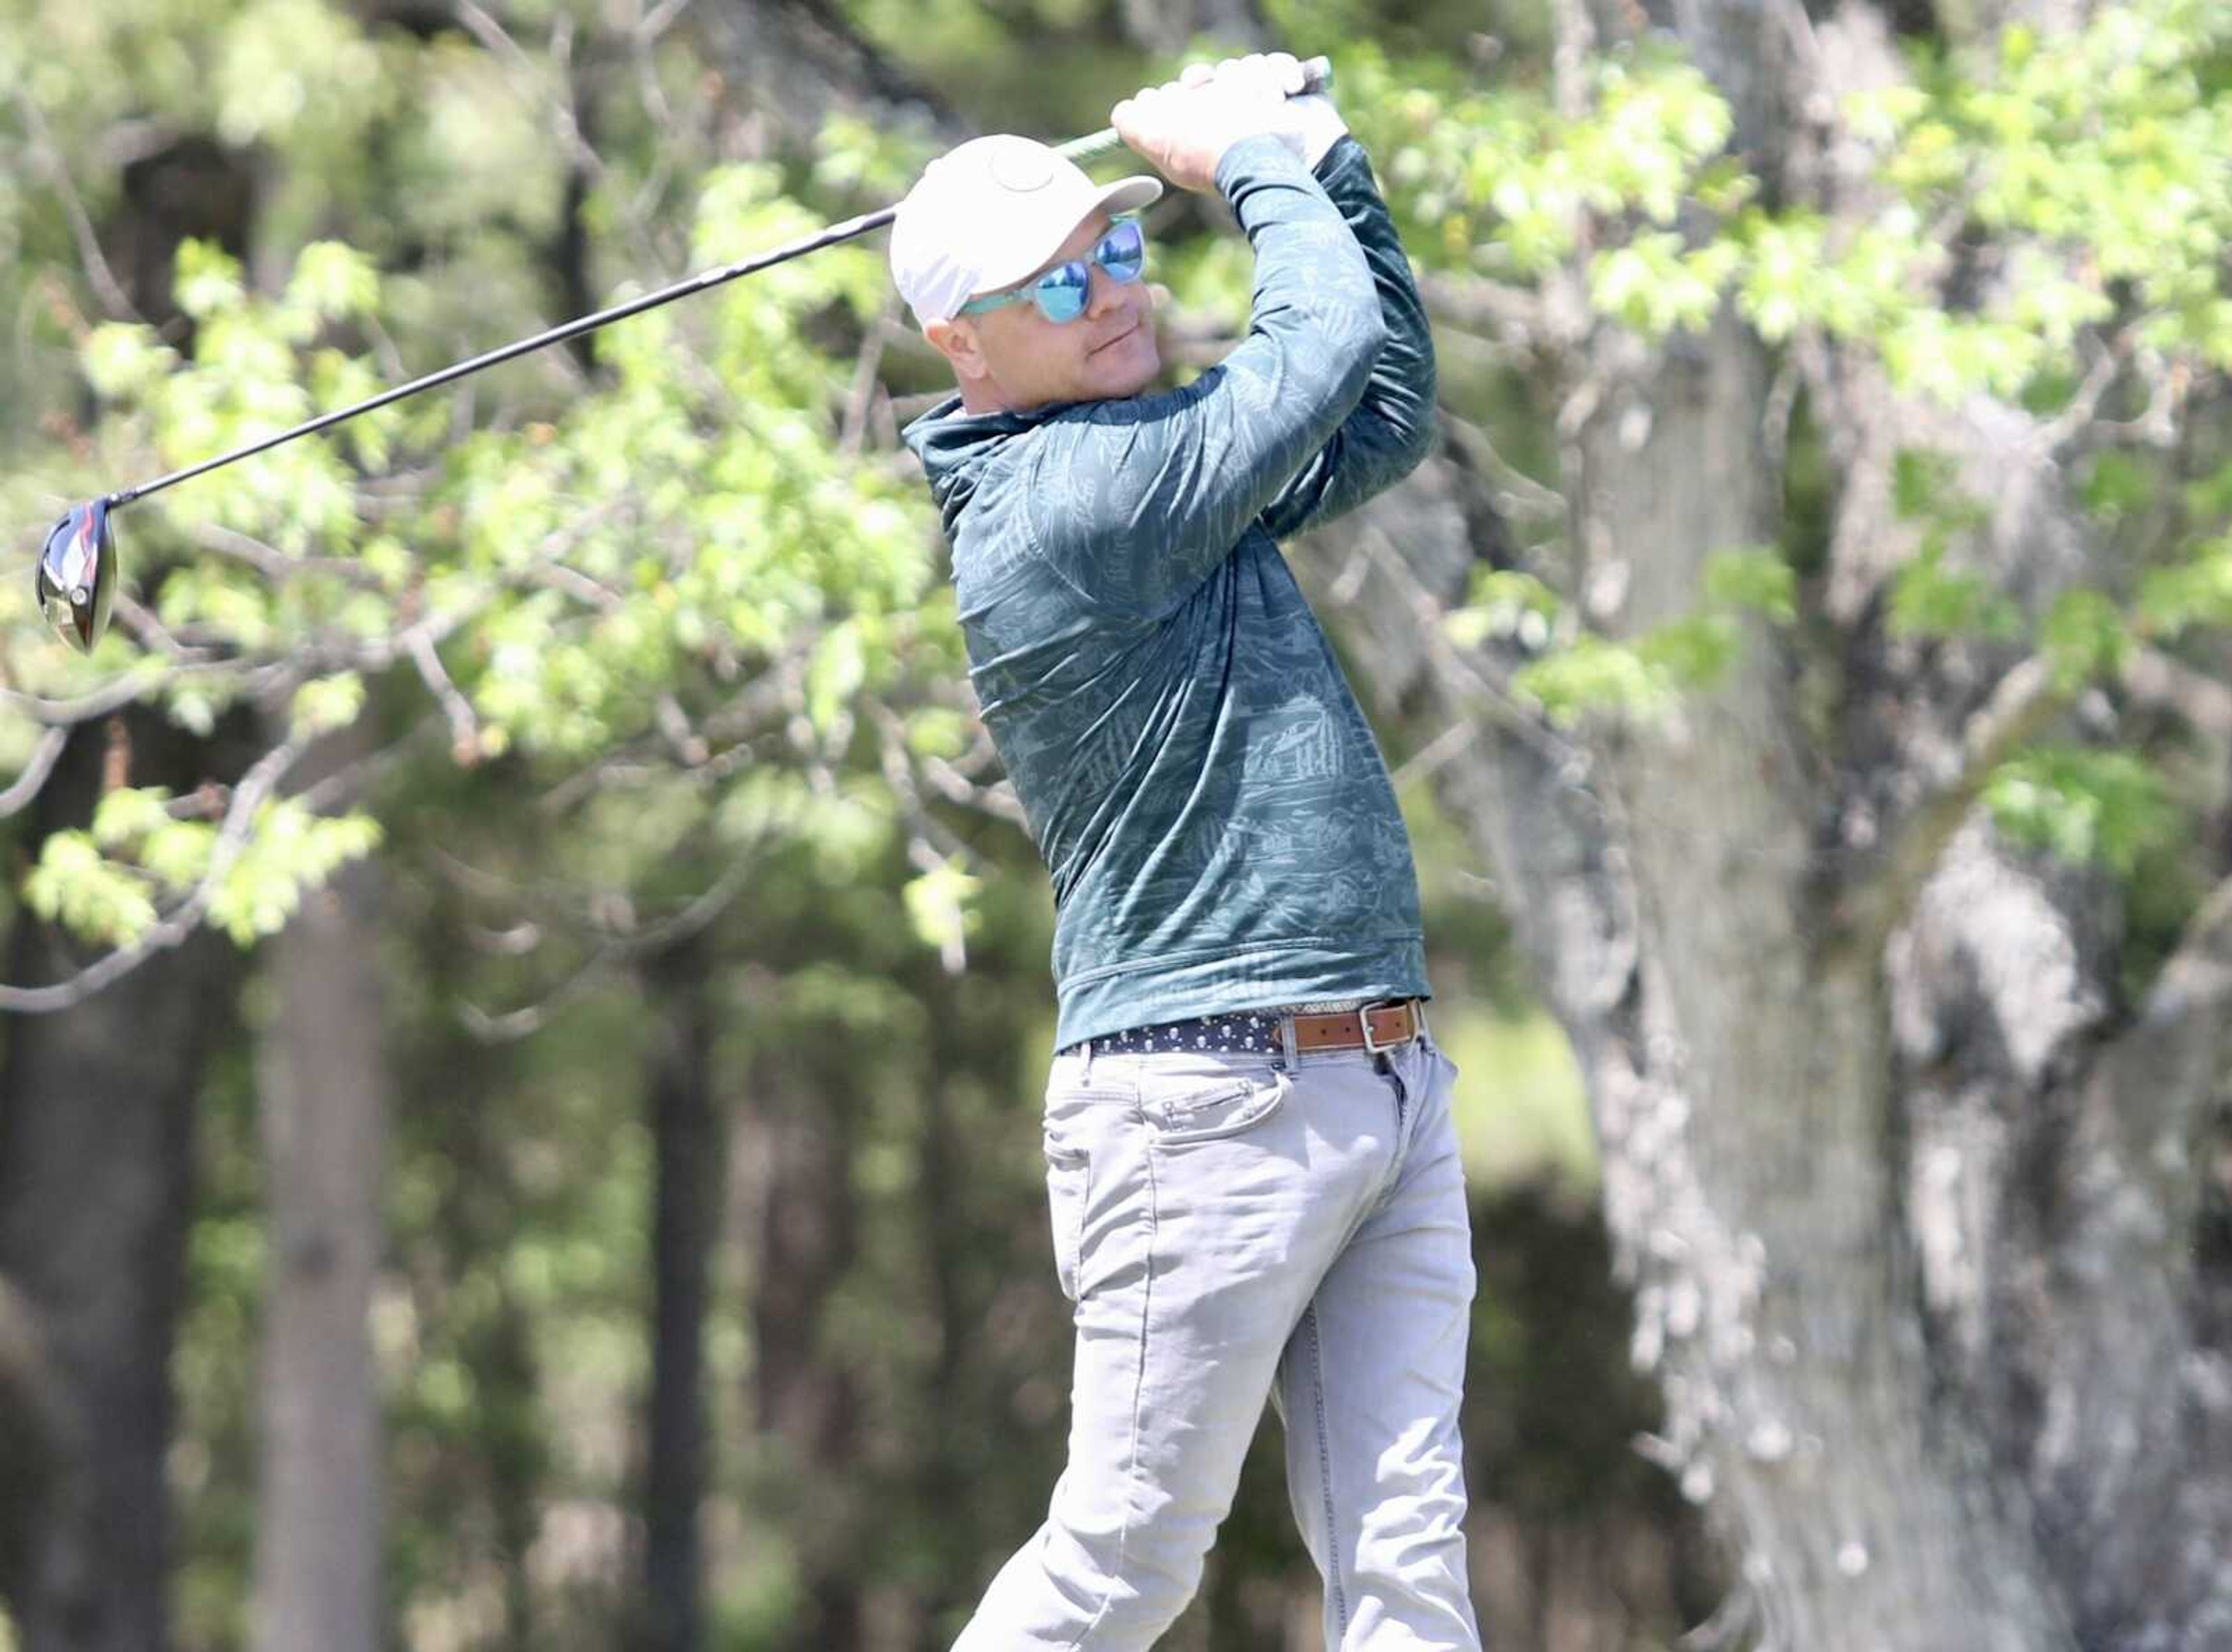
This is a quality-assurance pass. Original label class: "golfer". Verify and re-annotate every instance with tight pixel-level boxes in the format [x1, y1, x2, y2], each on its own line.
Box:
[892, 52, 1480, 1650]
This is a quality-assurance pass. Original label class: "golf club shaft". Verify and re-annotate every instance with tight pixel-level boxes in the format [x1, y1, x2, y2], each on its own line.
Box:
[107, 55, 1332, 511]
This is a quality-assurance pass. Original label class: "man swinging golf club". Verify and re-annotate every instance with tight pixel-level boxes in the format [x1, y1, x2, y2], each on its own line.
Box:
[892, 52, 1480, 1650]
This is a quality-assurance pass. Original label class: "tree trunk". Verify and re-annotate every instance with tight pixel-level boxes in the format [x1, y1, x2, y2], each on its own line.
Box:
[637, 935, 722, 1652]
[0, 1276, 61, 1618]
[741, 1046, 865, 1651]
[248, 723, 390, 1652]
[1300, 0, 2232, 1630]
[1568, 309, 2078, 1646]
[0, 716, 249, 1652]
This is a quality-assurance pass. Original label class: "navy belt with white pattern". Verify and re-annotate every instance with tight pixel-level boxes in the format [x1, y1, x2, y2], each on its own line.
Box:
[1068, 999, 1427, 1059]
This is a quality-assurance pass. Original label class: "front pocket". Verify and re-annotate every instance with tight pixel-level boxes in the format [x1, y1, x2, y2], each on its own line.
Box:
[1045, 1143, 1090, 1301]
[1141, 1070, 1291, 1146]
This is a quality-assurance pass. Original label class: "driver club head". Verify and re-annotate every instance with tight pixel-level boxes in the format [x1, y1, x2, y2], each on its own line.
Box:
[35, 498, 119, 653]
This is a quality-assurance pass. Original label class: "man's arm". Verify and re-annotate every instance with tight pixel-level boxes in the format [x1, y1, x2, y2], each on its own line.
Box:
[1255, 134, 1437, 541]
[1019, 133, 1389, 616]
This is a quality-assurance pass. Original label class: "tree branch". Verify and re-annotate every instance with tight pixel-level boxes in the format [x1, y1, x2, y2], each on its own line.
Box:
[457, 857, 752, 1042]
[0, 734, 309, 1014]
[1417, 270, 1558, 356]
[0, 728, 69, 819]
[10, 90, 144, 325]
[1834, 653, 2068, 960]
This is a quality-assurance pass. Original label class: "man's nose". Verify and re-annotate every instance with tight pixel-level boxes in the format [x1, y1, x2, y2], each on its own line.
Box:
[1084, 263, 1125, 318]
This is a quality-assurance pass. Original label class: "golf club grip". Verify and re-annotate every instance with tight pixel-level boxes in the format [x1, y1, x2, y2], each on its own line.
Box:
[1056, 55, 1334, 167]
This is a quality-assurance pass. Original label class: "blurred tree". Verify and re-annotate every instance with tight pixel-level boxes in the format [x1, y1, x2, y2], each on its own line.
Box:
[1288, 0, 2232, 1643]
[0, 88, 264, 1646]
[636, 931, 720, 1652]
[248, 723, 388, 1652]
[0, 709, 252, 1652]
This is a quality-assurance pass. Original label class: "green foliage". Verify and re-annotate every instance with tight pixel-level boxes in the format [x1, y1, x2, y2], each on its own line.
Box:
[1986, 743, 2180, 876]
[1888, 545, 2024, 642]
[1443, 568, 1561, 650]
[1588, 232, 1739, 339]
[1347, 0, 2232, 405]
[2136, 532, 2232, 638]
[1344, 43, 1735, 279]
[1884, 448, 2024, 642]
[1506, 550, 1794, 725]
[902, 856, 982, 964]
[208, 803, 382, 944]
[290, 672, 367, 737]
[23, 831, 159, 943]
[1513, 634, 1672, 727]
[2041, 589, 2131, 689]
[1702, 548, 1799, 623]
[21, 786, 379, 949]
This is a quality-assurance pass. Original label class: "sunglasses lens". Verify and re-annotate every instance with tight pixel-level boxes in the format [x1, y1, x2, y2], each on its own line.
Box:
[35, 499, 118, 654]
[1100, 219, 1146, 282]
[1033, 263, 1091, 323]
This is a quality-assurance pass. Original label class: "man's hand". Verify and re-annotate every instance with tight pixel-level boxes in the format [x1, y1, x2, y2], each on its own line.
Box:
[1111, 53, 1342, 193]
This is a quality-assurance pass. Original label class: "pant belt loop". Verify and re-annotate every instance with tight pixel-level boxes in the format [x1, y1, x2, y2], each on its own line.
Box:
[1080, 1036, 1095, 1084]
[1278, 1010, 1300, 1070]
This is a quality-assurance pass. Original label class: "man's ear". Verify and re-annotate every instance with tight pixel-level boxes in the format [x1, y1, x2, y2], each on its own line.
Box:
[925, 317, 986, 378]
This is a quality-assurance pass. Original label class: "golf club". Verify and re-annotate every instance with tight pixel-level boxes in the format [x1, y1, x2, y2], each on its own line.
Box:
[32, 57, 1332, 653]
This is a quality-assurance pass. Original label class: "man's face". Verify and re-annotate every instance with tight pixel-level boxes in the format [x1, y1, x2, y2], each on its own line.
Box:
[930, 210, 1161, 413]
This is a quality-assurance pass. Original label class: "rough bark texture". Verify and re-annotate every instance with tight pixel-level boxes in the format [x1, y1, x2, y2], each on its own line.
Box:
[1293, 1, 2232, 1640]
[0, 716, 248, 1652]
[249, 726, 389, 1652]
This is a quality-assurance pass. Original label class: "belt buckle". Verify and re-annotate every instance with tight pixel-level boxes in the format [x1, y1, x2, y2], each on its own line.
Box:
[1359, 999, 1408, 1054]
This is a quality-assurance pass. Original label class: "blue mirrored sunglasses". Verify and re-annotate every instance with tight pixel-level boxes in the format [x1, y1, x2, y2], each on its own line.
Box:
[958, 217, 1147, 324]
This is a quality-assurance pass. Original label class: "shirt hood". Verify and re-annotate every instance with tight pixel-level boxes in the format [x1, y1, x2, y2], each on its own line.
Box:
[903, 395, 1074, 539]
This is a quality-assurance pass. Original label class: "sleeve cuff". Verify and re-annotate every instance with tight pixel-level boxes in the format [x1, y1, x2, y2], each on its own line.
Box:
[1311, 132, 1367, 183]
[1214, 131, 1315, 199]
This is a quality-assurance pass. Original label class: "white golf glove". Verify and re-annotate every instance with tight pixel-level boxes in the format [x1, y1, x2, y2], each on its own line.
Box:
[1181, 53, 1348, 171]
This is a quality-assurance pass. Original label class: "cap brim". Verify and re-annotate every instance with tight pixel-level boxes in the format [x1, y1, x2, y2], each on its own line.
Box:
[971, 174, 1166, 295]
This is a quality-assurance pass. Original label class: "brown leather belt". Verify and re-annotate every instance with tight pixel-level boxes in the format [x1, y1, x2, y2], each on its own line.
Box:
[1289, 999, 1428, 1055]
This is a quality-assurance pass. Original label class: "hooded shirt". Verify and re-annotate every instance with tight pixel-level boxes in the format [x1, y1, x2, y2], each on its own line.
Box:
[903, 132, 1437, 1050]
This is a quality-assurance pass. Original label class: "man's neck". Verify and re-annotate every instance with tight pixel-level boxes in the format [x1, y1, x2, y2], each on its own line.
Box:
[957, 379, 1009, 415]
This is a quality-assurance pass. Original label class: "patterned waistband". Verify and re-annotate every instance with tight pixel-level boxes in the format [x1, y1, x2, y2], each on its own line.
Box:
[1064, 1000, 1372, 1059]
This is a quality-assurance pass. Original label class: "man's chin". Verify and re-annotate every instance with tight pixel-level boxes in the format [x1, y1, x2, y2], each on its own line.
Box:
[1092, 333, 1161, 398]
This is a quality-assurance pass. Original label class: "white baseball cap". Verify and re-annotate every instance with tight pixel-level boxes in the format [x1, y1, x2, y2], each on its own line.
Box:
[889, 135, 1164, 327]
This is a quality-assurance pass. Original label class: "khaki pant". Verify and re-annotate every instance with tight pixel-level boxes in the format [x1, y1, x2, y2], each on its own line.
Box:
[954, 1032, 1482, 1650]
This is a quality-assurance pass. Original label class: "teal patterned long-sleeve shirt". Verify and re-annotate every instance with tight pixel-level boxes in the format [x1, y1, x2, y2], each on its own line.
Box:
[903, 133, 1437, 1049]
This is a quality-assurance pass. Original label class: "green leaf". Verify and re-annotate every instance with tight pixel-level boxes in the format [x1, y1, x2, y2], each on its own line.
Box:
[1985, 745, 2179, 877]
[1887, 546, 2023, 642]
[2040, 589, 2130, 689]
[1704, 549, 1798, 623]
[903, 707, 974, 761]
[24, 832, 159, 946]
[174, 239, 246, 320]
[1637, 612, 1741, 688]
[282, 241, 381, 323]
[1512, 636, 1670, 727]
[805, 621, 867, 735]
[81, 324, 179, 402]
[2136, 537, 2232, 638]
[92, 786, 177, 850]
[143, 821, 218, 893]
[208, 803, 382, 946]
[291, 673, 367, 738]
[902, 857, 982, 968]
